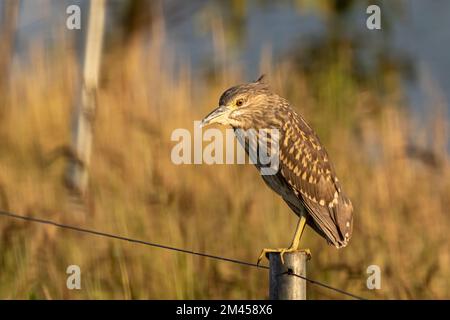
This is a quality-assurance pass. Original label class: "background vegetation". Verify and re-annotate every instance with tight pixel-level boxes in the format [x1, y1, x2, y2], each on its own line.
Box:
[0, 0, 449, 299]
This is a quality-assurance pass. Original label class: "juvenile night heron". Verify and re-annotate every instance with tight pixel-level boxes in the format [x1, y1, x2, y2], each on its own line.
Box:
[201, 75, 353, 265]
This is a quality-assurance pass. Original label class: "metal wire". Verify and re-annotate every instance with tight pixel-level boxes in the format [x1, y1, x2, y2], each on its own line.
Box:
[280, 270, 366, 300]
[0, 209, 366, 300]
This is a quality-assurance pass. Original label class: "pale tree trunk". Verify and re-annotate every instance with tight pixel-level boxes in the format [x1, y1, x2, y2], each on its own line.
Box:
[66, 0, 106, 197]
[0, 0, 20, 110]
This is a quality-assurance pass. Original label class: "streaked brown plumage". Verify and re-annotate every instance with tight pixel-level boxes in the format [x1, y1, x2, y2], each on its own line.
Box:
[201, 76, 353, 261]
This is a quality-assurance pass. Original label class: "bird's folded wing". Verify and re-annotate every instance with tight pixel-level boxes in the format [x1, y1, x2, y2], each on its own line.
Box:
[278, 114, 352, 247]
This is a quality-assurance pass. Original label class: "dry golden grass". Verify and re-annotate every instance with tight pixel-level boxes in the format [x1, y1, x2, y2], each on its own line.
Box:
[0, 25, 449, 299]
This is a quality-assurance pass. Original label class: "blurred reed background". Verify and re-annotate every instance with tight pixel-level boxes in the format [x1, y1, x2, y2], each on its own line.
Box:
[0, 0, 449, 299]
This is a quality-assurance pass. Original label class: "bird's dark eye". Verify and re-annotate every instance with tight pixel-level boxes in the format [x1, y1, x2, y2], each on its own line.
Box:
[236, 99, 244, 107]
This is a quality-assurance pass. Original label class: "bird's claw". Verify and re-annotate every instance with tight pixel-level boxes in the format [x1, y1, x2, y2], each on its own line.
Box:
[256, 248, 312, 266]
[256, 249, 268, 267]
[302, 248, 312, 260]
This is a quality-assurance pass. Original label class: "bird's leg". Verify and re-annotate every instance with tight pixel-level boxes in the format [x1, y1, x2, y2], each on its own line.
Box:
[257, 215, 311, 266]
[289, 214, 307, 251]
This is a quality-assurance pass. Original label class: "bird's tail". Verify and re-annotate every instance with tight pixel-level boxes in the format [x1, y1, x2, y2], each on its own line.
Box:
[333, 193, 353, 248]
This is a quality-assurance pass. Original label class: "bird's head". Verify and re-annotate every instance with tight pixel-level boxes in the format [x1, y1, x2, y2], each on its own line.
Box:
[201, 75, 283, 130]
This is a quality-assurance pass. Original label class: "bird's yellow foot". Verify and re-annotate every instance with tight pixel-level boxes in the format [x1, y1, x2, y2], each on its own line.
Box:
[257, 248, 311, 266]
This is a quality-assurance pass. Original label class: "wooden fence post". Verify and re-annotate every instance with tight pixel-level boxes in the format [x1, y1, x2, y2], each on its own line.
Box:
[268, 251, 307, 300]
[66, 0, 106, 196]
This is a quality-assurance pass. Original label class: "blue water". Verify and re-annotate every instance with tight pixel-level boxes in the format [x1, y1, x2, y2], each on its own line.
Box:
[7, 0, 450, 114]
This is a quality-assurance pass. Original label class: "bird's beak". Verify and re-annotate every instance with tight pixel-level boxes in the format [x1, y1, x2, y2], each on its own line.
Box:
[200, 105, 231, 128]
